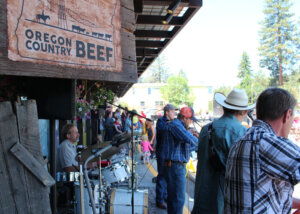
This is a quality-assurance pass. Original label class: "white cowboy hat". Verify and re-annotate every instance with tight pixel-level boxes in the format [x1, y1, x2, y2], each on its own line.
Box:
[214, 88, 256, 110]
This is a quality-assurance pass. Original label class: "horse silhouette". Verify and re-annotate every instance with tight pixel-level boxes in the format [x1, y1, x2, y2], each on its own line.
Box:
[36, 10, 50, 23]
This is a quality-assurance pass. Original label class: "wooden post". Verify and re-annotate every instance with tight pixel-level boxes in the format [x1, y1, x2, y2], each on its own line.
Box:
[77, 119, 84, 145]
[50, 119, 57, 214]
[86, 118, 91, 145]
[91, 109, 99, 145]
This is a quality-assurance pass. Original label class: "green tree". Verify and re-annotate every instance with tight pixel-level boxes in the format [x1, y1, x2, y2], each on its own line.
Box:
[237, 52, 254, 102]
[281, 70, 300, 100]
[258, 0, 299, 86]
[213, 86, 233, 96]
[252, 71, 270, 103]
[160, 71, 195, 107]
[178, 69, 187, 79]
[140, 55, 170, 83]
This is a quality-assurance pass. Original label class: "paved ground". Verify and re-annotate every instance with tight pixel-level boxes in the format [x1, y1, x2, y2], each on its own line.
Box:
[135, 146, 196, 214]
[135, 152, 168, 214]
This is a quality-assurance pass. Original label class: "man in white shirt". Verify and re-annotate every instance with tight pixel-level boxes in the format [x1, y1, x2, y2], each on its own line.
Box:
[57, 124, 80, 172]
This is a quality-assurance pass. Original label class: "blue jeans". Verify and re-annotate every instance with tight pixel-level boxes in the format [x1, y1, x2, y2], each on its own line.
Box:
[164, 162, 186, 214]
[156, 154, 167, 203]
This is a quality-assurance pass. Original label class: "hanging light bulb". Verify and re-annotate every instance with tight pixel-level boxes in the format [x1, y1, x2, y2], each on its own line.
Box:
[166, 0, 181, 14]
[162, 13, 173, 25]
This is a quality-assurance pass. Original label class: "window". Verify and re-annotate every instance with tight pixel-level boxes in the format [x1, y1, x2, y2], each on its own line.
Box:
[148, 88, 151, 95]
[140, 101, 145, 107]
[155, 101, 164, 106]
[208, 87, 213, 94]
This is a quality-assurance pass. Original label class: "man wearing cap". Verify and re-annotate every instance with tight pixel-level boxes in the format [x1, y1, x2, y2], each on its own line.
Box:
[155, 104, 176, 209]
[224, 88, 300, 213]
[192, 88, 253, 214]
[162, 106, 198, 214]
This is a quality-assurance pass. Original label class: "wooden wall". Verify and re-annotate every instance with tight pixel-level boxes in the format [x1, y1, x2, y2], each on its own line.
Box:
[0, 101, 54, 214]
[0, 0, 137, 83]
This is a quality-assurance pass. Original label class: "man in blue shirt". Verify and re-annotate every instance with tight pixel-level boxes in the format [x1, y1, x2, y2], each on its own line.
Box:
[163, 106, 198, 214]
[192, 88, 254, 214]
[155, 104, 176, 209]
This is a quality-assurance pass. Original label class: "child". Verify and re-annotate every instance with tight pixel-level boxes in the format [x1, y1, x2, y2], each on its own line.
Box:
[141, 135, 154, 164]
[113, 118, 123, 135]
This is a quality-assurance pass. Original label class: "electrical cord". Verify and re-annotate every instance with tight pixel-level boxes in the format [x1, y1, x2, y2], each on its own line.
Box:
[137, 157, 155, 187]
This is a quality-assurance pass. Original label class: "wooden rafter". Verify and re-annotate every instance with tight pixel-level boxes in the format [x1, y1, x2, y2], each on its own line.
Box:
[137, 15, 183, 26]
[136, 48, 160, 56]
[134, 0, 143, 13]
[135, 30, 173, 38]
[136, 40, 166, 48]
[143, 0, 202, 7]
[137, 58, 155, 63]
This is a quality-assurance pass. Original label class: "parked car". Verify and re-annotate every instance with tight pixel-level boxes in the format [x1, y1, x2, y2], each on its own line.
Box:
[144, 108, 163, 121]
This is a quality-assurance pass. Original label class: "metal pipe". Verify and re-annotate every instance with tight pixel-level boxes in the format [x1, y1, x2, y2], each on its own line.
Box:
[84, 145, 112, 214]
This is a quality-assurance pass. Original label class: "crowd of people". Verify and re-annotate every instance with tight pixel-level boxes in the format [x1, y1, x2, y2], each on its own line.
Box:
[56, 87, 300, 214]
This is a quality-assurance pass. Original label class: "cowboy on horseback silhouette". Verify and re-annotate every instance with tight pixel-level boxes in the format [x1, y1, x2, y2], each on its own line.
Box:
[36, 10, 50, 23]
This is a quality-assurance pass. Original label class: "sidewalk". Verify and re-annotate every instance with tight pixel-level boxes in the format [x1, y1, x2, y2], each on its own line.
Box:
[136, 144, 195, 214]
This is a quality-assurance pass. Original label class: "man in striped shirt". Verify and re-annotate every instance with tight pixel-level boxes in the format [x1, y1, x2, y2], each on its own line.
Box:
[224, 88, 300, 213]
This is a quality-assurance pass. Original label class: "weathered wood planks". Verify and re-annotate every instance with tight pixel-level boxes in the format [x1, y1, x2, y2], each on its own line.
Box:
[10, 142, 56, 187]
[0, 101, 53, 214]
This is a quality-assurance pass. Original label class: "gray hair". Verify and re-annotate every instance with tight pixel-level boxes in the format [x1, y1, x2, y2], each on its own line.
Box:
[256, 88, 296, 121]
[61, 124, 76, 141]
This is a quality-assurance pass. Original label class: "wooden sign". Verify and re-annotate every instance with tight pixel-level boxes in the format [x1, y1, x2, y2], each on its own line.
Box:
[7, 0, 122, 72]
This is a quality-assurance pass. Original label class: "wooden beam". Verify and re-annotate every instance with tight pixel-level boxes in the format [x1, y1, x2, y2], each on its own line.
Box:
[135, 30, 172, 38]
[143, 0, 189, 6]
[136, 48, 160, 56]
[182, 7, 197, 23]
[137, 58, 154, 63]
[136, 40, 165, 48]
[138, 61, 154, 68]
[10, 142, 56, 187]
[188, 0, 203, 7]
[138, 63, 151, 68]
[142, 0, 202, 7]
[134, 0, 143, 13]
[137, 15, 183, 26]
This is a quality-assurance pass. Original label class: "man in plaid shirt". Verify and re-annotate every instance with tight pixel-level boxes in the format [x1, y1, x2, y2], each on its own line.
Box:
[224, 88, 300, 213]
[162, 107, 198, 214]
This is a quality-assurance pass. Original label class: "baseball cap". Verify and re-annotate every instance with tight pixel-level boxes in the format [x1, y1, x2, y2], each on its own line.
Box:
[180, 107, 198, 122]
[163, 104, 176, 112]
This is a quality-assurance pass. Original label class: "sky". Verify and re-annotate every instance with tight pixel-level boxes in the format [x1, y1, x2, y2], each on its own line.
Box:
[144, 0, 300, 88]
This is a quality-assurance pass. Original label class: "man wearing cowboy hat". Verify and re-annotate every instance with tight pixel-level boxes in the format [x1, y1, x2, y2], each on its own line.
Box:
[163, 106, 198, 214]
[192, 88, 254, 214]
[224, 88, 300, 213]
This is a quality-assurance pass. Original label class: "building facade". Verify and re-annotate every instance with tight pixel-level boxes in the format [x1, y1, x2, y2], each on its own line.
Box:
[118, 83, 213, 114]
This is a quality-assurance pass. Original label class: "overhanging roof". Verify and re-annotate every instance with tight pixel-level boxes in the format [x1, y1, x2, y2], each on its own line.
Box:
[134, 0, 203, 77]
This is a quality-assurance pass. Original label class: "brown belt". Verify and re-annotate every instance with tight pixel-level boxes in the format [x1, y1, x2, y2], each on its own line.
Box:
[163, 160, 186, 167]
